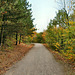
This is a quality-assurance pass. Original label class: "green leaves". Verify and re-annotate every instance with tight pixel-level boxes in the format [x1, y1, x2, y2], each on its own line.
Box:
[0, 0, 35, 46]
[44, 5, 75, 52]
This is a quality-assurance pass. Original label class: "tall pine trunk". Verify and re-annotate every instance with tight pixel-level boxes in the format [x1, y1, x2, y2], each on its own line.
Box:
[1, 25, 3, 49]
[16, 32, 18, 45]
[19, 34, 21, 44]
[0, 15, 5, 50]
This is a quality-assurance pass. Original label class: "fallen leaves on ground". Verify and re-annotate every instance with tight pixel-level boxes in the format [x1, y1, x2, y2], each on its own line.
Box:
[0, 43, 34, 75]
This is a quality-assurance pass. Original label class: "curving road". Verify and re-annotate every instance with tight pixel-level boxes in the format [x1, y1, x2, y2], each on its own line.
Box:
[4, 43, 64, 75]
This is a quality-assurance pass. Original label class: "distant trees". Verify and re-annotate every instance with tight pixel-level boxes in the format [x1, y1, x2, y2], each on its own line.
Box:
[32, 32, 44, 43]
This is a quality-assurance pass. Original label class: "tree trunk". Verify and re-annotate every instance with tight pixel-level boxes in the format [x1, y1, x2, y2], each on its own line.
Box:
[0, 15, 5, 50]
[16, 32, 18, 45]
[61, 32, 63, 48]
[0, 25, 3, 49]
[19, 34, 21, 44]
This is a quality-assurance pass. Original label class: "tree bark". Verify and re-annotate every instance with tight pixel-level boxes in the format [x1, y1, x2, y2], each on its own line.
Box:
[0, 25, 3, 48]
[16, 32, 18, 45]
[61, 32, 63, 48]
[19, 34, 21, 44]
[0, 15, 5, 50]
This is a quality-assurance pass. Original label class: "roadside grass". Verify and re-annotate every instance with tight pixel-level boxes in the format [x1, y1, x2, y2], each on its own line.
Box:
[43, 44, 75, 75]
[0, 43, 34, 75]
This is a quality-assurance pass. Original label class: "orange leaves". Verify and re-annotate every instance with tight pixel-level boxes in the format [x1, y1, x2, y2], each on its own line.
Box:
[42, 31, 46, 37]
[32, 31, 37, 38]
[54, 42, 60, 51]
[68, 46, 73, 50]
[60, 49, 75, 63]
[69, 21, 74, 25]
[2, 12, 5, 15]
[2, 1, 5, 4]
[0, 43, 34, 75]
[56, 42, 60, 46]
[42, 31, 46, 40]
[2, 11, 7, 15]
[5, 11, 7, 14]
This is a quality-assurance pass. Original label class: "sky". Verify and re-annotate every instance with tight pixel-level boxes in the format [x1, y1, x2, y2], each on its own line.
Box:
[28, 0, 58, 32]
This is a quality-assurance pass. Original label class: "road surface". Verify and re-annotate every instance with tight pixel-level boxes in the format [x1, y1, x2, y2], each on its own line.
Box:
[4, 43, 64, 75]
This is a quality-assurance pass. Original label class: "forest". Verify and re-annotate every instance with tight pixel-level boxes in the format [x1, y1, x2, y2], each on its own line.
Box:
[0, 0, 75, 74]
[0, 0, 36, 50]
[33, 0, 75, 65]
[0, 0, 75, 66]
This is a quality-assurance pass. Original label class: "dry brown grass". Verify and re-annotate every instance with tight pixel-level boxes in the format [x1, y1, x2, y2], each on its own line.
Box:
[0, 43, 34, 75]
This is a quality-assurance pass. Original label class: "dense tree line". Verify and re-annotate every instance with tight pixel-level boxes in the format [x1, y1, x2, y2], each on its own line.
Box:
[42, 0, 75, 62]
[0, 0, 35, 50]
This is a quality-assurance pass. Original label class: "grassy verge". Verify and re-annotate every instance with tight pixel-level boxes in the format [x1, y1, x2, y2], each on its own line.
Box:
[43, 44, 75, 75]
[0, 43, 34, 75]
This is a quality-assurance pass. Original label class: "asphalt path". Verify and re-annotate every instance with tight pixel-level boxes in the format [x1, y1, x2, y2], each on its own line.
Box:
[4, 43, 64, 75]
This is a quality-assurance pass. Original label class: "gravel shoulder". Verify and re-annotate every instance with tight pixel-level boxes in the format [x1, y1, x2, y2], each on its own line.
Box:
[4, 43, 65, 75]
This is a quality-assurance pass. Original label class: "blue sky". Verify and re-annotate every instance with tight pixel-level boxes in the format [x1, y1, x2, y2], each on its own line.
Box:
[28, 0, 58, 32]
